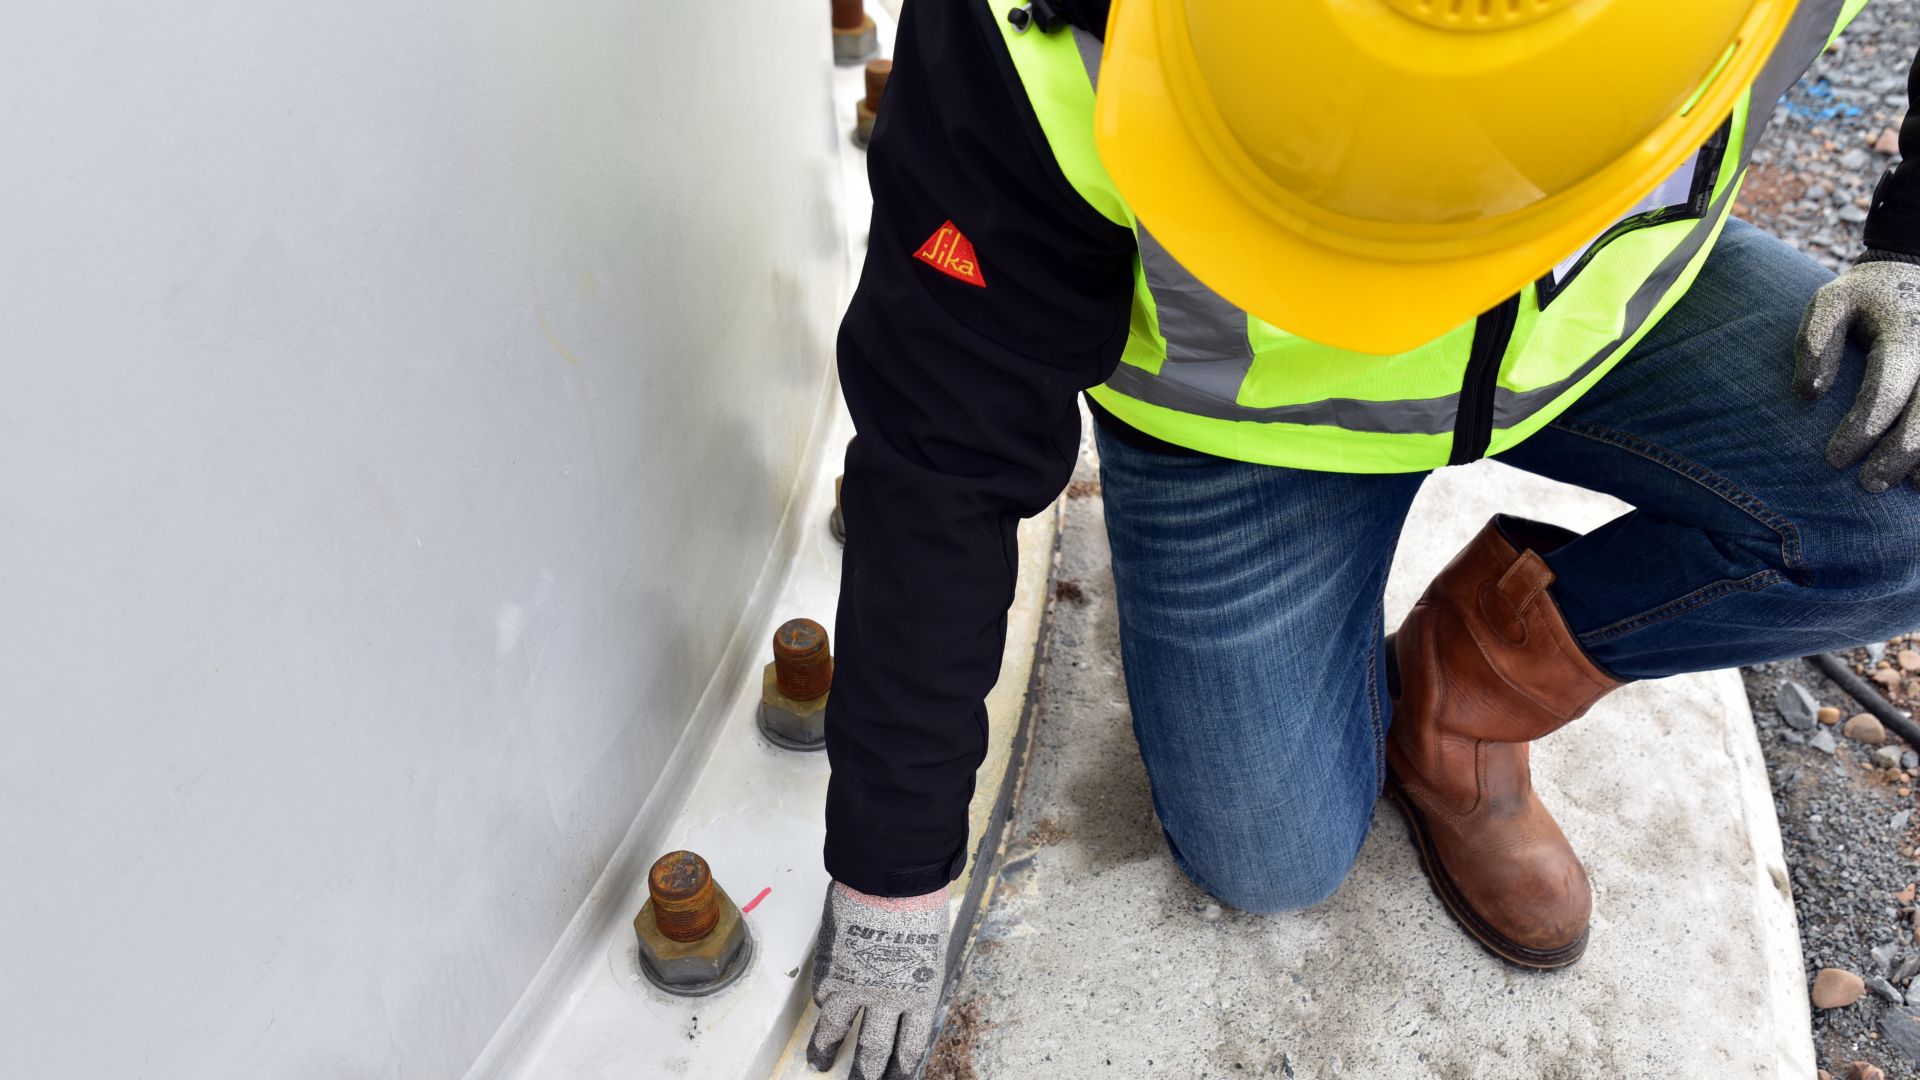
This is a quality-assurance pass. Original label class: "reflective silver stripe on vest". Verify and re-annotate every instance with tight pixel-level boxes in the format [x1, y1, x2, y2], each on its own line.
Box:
[1077, 26, 1261, 410]
[1081, 1, 1842, 437]
[1072, 22, 1103, 83]
[1138, 224, 1254, 395]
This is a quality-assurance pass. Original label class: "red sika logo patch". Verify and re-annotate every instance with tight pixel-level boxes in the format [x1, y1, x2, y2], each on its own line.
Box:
[913, 220, 986, 288]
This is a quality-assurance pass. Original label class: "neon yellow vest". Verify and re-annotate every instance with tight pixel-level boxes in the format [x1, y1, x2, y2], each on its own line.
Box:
[992, 0, 1870, 472]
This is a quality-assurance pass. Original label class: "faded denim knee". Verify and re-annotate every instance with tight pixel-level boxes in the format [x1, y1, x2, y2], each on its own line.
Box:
[1162, 809, 1368, 915]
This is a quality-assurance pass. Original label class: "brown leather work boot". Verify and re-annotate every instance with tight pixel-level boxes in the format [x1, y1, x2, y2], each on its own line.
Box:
[1385, 515, 1624, 970]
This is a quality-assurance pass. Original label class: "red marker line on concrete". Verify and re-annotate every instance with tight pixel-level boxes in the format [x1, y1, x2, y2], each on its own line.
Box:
[741, 886, 772, 914]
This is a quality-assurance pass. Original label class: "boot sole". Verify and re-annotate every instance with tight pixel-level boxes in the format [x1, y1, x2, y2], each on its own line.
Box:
[1384, 772, 1588, 971]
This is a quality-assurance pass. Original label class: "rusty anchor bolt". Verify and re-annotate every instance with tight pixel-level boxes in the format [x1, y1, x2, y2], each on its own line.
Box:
[651, 850, 720, 941]
[852, 60, 891, 148]
[633, 850, 752, 996]
[829, 0, 865, 30]
[758, 618, 832, 750]
[831, 0, 878, 64]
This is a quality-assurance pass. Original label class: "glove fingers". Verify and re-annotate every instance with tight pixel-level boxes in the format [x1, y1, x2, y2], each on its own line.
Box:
[882, 1009, 937, 1080]
[1827, 331, 1918, 468]
[807, 995, 859, 1072]
[850, 1009, 902, 1080]
[1859, 396, 1920, 492]
[1795, 283, 1854, 401]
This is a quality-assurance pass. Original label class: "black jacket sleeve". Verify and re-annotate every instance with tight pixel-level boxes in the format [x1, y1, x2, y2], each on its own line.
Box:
[1862, 45, 1920, 255]
[823, 0, 1135, 896]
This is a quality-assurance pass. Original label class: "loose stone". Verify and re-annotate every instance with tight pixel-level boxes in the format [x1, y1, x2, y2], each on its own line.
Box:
[1816, 968, 1869, 1008]
[1846, 714, 1888, 745]
[1897, 951, 1920, 984]
[1779, 680, 1820, 730]
[1875, 942, 1902, 972]
[1880, 1006, 1920, 1064]
[1869, 974, 1903, 1003]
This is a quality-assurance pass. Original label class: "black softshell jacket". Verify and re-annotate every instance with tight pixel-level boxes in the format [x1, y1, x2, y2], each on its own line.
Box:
[824, 0, 1920, 897]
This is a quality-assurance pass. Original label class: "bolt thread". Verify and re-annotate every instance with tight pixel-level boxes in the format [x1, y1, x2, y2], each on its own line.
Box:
[862, 60, 892, 109]
[773, 618, 833, 702]
[831, 0, 865, 31]
[649, 850, 720, 942]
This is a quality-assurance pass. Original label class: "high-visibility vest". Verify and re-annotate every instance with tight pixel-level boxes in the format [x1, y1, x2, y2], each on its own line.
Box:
[992, 0, 1870, 472]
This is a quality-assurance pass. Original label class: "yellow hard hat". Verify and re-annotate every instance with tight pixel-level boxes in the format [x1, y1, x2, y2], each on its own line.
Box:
[1095, 0, 1798, 354]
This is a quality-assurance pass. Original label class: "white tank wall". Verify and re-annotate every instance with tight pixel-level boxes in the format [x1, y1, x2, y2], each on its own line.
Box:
[0, 3, 845, 1077]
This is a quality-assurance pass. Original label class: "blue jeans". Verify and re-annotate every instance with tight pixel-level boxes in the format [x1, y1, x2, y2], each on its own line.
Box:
[1096, 219, 1920, 914]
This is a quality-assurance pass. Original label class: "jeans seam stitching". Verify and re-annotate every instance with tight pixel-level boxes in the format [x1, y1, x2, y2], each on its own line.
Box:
[1546, 417, 1806, 574]
[1576, 568, 1787, 645]
[1367, 597, 1386, 783]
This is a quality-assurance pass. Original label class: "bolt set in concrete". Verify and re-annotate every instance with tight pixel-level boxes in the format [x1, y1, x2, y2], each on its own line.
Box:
[759, 617, 832, 750]
[633, 850, 753, 996]
[852, 60, 891, 148]
[831, 0, 878, 65]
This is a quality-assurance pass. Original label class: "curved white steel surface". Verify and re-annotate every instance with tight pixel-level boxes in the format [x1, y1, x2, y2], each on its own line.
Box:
[465, 7, 1054, 1075]
[0, 3, 848, 1078]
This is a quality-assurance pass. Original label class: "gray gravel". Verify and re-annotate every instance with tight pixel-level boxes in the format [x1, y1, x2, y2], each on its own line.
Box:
[1738, 2, 1920, 271]
[1740, 4, 1920, 1077]
[1745, 659, 1920, 1078]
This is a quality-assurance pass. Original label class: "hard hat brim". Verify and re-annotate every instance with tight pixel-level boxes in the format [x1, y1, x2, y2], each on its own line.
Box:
[1094, 0, 1793, 355]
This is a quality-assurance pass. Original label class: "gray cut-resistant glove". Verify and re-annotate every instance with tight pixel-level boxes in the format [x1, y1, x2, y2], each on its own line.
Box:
[806, 882, 948, 1080]
[1795, 252, 1920, 492]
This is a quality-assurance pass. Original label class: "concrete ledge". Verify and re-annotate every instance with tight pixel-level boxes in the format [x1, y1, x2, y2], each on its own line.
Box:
[945, 453, 1811, 1078]
[764, 499, 1061, 1080]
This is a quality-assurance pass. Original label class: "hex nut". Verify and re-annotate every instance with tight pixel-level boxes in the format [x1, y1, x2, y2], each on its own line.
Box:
[832, 14, 878, 65]
[759, 661, 828, 750]
[634, 884, 753, 996]
[853, 60, 890, 148]
[853, 100, 878, 149]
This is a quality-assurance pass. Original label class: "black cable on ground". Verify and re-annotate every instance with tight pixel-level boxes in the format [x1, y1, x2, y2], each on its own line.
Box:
[1805, 650, 1920, 749]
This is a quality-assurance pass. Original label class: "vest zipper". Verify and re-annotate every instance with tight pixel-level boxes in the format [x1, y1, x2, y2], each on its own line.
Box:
[1448, 295, 1521, 466]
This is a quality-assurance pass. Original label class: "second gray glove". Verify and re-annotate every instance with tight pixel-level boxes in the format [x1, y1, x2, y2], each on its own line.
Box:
[806, 882, 948, 1080]
[1794, 252, 1920, 492]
